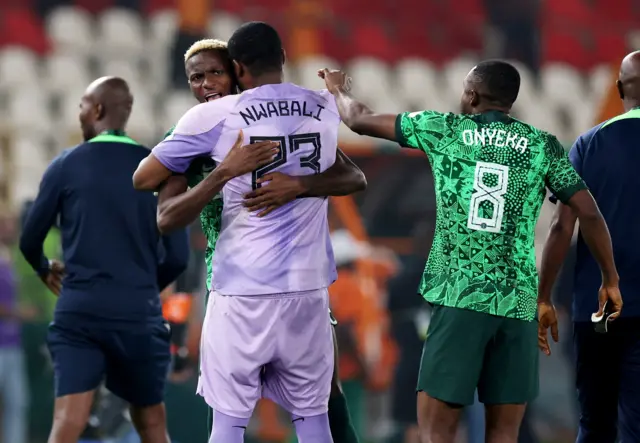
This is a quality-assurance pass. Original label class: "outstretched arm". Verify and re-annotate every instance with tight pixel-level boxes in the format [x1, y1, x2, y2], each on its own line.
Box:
[319, 69, 397, 141]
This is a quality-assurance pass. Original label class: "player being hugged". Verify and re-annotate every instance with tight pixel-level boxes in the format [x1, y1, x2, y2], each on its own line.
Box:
[134, 22, 344, 443]
[152, 38, 365, 443]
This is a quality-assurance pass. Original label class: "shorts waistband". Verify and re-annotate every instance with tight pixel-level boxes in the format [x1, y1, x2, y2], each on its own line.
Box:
[211, 288, 327, 299]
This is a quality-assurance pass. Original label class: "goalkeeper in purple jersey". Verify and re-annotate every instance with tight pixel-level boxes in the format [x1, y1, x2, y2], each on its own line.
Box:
[320, 62, 621, 443]
[136, 37, 364, 443]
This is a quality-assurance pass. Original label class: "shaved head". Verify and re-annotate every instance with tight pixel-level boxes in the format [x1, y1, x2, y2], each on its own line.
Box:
[617, 51, 640, 110]
[79, 76, 133, 141]
[85, 76, 133, 120]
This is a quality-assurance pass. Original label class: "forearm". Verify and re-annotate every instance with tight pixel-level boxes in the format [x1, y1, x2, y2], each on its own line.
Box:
[578, 212, 618, 284]
[538, 205, 576, 304]
[331, 87, 398, 140]
[157, 168, 232, 234]
[299, 150, 366, 197]
[333, 87, 375, 132]
[19, 232, 50, 277]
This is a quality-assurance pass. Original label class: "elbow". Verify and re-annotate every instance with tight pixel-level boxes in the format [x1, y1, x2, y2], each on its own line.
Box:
[574, 206, 601, 224]
[352, 170, 367, 192]
[18, 234, 33, 260]
[548, 218, 574, 240]
[132, 170, 157, 191]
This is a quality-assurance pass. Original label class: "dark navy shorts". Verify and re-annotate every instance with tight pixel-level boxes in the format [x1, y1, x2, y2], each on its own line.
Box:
[47, 320, 171, 407]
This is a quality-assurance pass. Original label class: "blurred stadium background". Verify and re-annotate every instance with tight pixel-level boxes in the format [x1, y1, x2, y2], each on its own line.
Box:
[0, 0, 632, 442]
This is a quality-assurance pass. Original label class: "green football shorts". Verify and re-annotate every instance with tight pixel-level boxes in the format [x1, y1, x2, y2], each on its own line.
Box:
[417, 304, 539, 406]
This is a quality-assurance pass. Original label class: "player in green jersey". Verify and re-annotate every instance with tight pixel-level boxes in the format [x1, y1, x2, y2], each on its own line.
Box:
[319, 61, 620, 443]
[157, 39, 365, 443]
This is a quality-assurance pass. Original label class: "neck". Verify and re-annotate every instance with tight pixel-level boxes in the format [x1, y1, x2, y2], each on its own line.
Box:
[250, 71, 284, 88]
[473, 105, 511, 114]
[93, 122, 126, 136]
[623, 99, 640, 112]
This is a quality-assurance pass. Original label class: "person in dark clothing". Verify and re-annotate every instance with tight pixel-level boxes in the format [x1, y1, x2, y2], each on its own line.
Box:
[540, 51, 640, 443]
[19, 76, 189, 443]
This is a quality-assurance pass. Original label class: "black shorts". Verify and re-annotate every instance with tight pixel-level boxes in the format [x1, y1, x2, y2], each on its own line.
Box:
[47, 321, 171, 407]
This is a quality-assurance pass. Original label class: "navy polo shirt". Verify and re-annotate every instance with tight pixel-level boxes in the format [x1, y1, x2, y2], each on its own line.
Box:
[567, 109, 640, 321]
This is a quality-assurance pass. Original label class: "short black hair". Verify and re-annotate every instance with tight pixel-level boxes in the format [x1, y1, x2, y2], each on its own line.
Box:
[227, 21, 283, 76]
[471, 60, 521, 106]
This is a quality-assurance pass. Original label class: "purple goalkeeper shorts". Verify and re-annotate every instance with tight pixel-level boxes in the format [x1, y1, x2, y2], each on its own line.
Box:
[197, 289, 334, 418]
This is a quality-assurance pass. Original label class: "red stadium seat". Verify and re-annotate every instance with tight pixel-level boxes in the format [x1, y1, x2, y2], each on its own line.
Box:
[352, 21, 393, 62]
[212, 0, 246, 14]
[1, 8, 49, 54]
[444, 0, 483, 51]
[395, 21, 452, 65]
[318, 25, 353, 63]
[542, 29, 590, 70]
[328, 0, 385, 21]
[143, 0, 176, 14]
[544, 0, 593, 26]
[592, 0, 632, 29]
[594, 30, 628, 65]
[74, 0, 115, 14]
[446, 0, 483, 21]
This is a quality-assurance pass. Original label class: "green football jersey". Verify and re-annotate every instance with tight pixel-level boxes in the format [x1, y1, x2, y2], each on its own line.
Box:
[396, 110, 586, 321]
[164, 126, 222, 291]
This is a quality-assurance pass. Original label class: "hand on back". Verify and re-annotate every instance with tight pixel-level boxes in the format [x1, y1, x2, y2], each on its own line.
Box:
[219, 130, 279, 178]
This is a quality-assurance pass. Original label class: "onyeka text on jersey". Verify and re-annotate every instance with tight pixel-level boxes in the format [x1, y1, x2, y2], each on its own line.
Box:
[462, 129, 528, 154]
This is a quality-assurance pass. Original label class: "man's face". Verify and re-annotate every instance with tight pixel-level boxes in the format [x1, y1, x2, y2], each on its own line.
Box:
[186, 50, 235, 103]
[78, 93, 99, 141]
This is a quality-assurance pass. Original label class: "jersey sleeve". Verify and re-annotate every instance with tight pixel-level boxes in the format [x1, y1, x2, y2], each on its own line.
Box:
[19, 152, 66, 276]
[545, 136, 587, 204]
[394, 110, 447, 153]
[152, 104, 226, 174]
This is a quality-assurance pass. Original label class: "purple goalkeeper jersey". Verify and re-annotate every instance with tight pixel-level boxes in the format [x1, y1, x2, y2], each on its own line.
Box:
[152, 83, 339, 295]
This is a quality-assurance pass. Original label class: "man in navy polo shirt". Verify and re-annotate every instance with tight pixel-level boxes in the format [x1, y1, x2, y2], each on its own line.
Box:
[539, 51, 640, 443]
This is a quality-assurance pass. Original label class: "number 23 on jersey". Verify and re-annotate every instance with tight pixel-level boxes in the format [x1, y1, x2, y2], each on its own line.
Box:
[250, 133, 322, 189]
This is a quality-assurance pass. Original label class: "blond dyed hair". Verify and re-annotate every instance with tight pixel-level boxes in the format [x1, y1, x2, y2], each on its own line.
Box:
[184, 39, 228, 63]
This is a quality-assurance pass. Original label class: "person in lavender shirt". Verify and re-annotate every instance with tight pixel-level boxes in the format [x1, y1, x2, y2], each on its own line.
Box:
[134, 22, 340, 443]
[0, 211, 36, 443]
